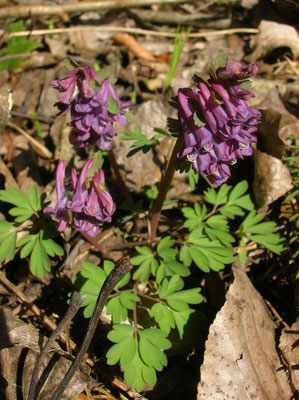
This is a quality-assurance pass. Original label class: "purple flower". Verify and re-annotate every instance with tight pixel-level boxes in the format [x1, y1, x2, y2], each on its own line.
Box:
[51, 66, 98, 109]
[177, 60, 261, 186]
[44, 160, 116, 236]
[52, 66, 132, 150]
[43, 161, 69, 231]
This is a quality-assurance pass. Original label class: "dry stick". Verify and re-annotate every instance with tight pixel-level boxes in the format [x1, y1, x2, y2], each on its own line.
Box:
[50, 257, 133, 400]
[0, 0, 188, 19]
[0, 270, 79, 353]
[7, 121, 53, 159]
[149, 136, 184, 241]
[0, 26, 259, 39]
[27, 292, 86, 400]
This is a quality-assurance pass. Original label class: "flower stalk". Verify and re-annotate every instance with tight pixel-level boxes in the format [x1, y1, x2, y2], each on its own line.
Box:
[149, 135, 184, 241]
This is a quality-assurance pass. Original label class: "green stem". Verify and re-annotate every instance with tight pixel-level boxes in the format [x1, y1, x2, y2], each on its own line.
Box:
[149, 135, 184, 241]
[108, 148, 131, 201]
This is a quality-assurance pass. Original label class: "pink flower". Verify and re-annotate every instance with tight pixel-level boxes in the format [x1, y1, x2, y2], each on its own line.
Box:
[177, 60, 260, 186]
[44, 160, 116, 236]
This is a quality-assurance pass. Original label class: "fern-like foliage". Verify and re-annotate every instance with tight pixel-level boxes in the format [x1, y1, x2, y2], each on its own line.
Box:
[73, 256, 203, 391]
[0, 185, 63, 277]
[72, 180, 285, 391]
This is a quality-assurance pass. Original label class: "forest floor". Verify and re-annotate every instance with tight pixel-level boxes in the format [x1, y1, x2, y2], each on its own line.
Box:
[0, 1, 298, 399]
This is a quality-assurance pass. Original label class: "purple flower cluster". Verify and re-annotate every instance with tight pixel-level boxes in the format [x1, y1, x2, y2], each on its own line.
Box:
[178, 61, 261, 186]
[44, 160, 116, 236]
[51, 66, 132, 150]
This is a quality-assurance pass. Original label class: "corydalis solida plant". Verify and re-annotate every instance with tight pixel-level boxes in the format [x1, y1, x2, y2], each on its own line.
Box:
[51, 64, 132, 150]
[177, 58, 261, 186]
[44, 160, 115, 236]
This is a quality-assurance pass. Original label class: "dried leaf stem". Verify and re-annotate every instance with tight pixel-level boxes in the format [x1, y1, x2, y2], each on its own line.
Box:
[149, 135, 184, 241]
[50, 258, 133, 400]
[8, 121, 53, 159]
[0, 26, 259, 39]
[27, 292, 86, 400]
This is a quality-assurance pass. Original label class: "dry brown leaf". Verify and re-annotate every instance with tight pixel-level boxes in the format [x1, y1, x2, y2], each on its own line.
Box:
[279, 321, 299, 393]
[247, 20, 299, 62]
[0, 87, 12, 132]
[113, 33, 156, 61]
[0, 307, 91, 400]
[113, 94, 189, 197]
[257, 87, 299, 159]
[11, 134, 43, 194]
[253, 148, 293, 208]
[197, 266, 292, 400]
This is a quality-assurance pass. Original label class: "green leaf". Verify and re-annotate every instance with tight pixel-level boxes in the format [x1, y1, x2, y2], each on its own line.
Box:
[0, 21, 40, 71]
[166, 26, 190, 88]
[0, 229, 17, 263]
[157, 236, 174, 252]
[188, 167, 199, 190]
[179, 245, 193, 267]
[107, 296, 128, 323]
[151, 303, 175, 334]
[107, 96, 120, 114]
[250, 234, 285, 254]
[187, 234, 234, 272]
[193, 111, 206, 127]
[87, 151, 104, 179]
[188, 247, 210, 272]
[156, 260, 190, 284]
[73, 262, 107, 317]
[131, 247, 157, 282]
[182, 203, 207, 231]
[30, 238, 51, 277]
[139, 329, 171, 370]
[73, 260, 132, 318]
[172, 309, 196, 339]
[0, 186, 31, 209]
[97, 65, 113, 84]
[19, 235, 38, 258]
[40, 237, 64, 257]
[107, 324, 136, 365]
[26, 185, 39, 211]
[119, 292, 140, 309]
[166, 288, 203, 305]
[240, 80, 252, 89]
[107, 292, 140, 323]
[214, 51, 228, 70]
[123, 349, 157, 392]
[158, 275, 184, 298]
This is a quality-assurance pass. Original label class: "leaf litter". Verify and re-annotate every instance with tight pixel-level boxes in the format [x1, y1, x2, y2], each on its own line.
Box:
[0, 1, 298, 399]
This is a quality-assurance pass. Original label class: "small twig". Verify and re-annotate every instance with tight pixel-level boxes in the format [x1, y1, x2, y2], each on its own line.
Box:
[7, 121, 53, 159]
[0, 26, 259, 39]
[80, 231, 107, 256]
[27, 292, 86, 400]
[108, 238, 159, 251]
[0, 0, 188, 19]
[0, 270, 79, 354]
[11, 110, 54, 124]
[50, 258, 133, 400]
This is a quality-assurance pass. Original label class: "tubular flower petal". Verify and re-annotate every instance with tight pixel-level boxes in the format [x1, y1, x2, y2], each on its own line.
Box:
[177, 60, 261, 186]
[43, 160, 69, 231]
[44, 160, 116, 236]
[51, 66, 132, 150]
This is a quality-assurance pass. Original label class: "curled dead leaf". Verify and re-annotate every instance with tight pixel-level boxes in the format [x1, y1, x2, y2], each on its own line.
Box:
[197, 266, 292, 400]
[0, 307, 91, 400]
[247, 20, 299, 62]
[253, 148, 293, 208]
